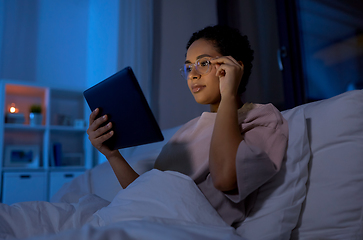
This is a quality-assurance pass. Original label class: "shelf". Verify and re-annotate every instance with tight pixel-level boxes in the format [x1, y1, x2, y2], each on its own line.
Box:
[0, 81, 93, 202]
[4, 123, 46, 131]
[49, 125, 87, 132]
[4, 123, 87, 132]
[48, 166, 86, 172]
[2, 167, 46, 172]
[5, 84, 46, 97]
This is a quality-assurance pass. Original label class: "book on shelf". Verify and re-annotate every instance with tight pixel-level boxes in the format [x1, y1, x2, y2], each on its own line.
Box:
[50, 143, 62, 167]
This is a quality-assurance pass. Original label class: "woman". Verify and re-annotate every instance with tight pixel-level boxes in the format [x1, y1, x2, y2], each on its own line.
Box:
[87, 25, 288, 228]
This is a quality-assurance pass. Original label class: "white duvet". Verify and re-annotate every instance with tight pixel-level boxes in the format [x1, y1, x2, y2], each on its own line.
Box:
[0, 169, 243, 240]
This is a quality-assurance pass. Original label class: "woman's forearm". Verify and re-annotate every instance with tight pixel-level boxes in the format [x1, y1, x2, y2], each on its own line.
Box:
[106, 151, 139, 189]
[209, 95, 242, 191]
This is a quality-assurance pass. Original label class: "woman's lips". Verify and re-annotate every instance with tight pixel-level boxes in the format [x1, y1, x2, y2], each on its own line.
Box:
[192, 85, 206, 93]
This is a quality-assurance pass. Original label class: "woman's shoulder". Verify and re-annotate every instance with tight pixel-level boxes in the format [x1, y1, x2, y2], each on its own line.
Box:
[238, 102, 280, 116]
[238, 103, 287, 130]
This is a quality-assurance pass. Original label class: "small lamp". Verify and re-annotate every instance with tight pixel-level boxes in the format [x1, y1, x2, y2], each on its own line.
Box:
[9, 103, 19, 114]
[5, 103, 24, 124]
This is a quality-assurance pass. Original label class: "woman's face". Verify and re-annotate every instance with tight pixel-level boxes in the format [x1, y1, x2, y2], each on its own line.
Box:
[185, 39, 222, 111]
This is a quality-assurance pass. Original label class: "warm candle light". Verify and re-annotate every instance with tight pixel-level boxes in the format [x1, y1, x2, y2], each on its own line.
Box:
[9, 103, 19, 113]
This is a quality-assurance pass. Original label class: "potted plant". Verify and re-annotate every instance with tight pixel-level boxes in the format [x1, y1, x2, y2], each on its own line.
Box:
[29, 104, 43, 125]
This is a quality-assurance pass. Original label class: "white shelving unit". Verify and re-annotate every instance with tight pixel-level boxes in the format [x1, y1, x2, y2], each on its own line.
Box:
[0, 80, 94, 204]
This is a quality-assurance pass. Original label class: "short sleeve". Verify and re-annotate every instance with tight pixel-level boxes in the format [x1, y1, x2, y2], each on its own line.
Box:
[225, 104, 289, 203]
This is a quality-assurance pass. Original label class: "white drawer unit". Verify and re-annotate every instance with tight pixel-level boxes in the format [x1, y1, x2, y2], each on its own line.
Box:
[49, 171, 84, 199]
[2, 171, 47, 205]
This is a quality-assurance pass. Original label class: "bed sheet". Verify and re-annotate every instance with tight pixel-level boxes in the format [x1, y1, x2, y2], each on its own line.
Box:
[21, 219, 244, 240]
[0, 169, 243, 240]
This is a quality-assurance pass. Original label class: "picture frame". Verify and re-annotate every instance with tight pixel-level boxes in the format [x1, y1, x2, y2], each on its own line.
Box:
[4, 145, 40, 168]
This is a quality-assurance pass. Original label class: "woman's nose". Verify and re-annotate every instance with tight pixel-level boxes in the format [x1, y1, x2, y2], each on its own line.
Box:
[188, 67, 201, 80]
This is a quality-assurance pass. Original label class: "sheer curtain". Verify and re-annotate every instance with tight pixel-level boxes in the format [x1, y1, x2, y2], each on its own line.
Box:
[0, 1, 4, 77]
[0, 0, 38, 81]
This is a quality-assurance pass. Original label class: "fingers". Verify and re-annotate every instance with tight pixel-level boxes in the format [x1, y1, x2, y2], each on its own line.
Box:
[86, 108, 117, 156]
[88, 108, 107, 130]
[87, 116, 111, 137]
[87, 108, 114, 144]
[89, 108, 99, 126]
[87, 120, 114, 148]
[91, 127, 114, 147]
[215, 66, 226, 78]
[210, 56, 244, 77]
[210, 56, 240, 67]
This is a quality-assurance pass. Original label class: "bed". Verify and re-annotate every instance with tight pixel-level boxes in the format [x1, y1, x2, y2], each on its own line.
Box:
[1, 90, 362, 240]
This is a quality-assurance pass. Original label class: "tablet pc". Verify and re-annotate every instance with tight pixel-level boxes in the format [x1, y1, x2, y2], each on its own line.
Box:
[83, 67, 164, 150]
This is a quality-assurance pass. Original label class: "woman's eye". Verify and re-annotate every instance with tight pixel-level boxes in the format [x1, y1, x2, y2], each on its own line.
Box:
[185, 65, 192, 72]
[199, 60, 209, 67]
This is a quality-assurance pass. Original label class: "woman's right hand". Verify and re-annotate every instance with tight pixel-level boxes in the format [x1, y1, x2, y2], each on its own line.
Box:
[87, 108, 118, 158]
[87, 108, 139, 189]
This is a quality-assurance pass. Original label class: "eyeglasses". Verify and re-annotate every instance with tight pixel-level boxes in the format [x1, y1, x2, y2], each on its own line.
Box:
[179, 57, 212, 80]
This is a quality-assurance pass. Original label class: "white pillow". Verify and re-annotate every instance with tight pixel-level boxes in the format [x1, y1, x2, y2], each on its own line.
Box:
[237, 105, 311, 239]
[291, 90, 363, 239]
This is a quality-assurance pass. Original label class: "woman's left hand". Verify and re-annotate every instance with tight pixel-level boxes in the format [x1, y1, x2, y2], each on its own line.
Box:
[210, 56, 244, 97]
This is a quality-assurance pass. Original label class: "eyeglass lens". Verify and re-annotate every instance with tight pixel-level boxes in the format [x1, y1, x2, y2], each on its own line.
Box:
[180, 58, 211, 80]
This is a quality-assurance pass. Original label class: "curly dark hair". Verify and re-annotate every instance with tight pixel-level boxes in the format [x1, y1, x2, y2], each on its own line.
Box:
[186, 25, 254, 95]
